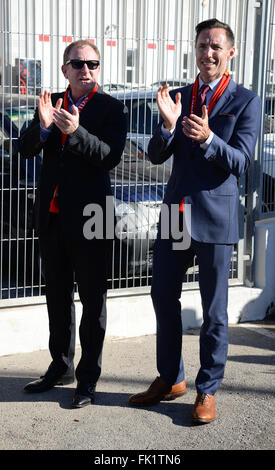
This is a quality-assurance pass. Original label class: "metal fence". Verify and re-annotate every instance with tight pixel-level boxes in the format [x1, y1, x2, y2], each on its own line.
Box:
[0, 0, 274, 302]
[257, 0, 275, 217]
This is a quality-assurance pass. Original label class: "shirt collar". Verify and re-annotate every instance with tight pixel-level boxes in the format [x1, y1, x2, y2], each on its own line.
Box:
[67, 88, 89, 107]
[198, 74, 223, 91]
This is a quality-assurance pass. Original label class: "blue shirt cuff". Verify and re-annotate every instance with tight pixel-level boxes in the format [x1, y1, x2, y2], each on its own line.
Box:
[161, 123, 175, 137]
[40, 124, 53, 141]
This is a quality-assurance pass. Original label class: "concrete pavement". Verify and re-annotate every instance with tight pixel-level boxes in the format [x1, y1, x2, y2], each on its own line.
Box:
[0, 321, 274, 453]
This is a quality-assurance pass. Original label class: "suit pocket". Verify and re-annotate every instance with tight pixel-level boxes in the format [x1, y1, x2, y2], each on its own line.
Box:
[218, 113, 235, 117]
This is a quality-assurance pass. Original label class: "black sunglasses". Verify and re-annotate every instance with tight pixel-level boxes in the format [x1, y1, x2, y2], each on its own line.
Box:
[65, 59, 100, 70]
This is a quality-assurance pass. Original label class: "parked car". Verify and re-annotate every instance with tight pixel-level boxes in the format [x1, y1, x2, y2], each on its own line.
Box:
[0, 94, 41, 295]
[112, 88, 160, 157]
[109, 89, 173, 279]
[151, 78, 193, 89]
[102, 83, 130, 93]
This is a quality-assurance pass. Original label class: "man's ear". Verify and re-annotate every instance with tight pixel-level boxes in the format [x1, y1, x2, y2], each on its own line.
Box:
[61, 64, 67, 79]
[228, 46, 235, 62]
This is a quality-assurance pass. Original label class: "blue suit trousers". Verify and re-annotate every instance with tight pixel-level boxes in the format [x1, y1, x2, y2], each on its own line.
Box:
[151, 236, 233, 395]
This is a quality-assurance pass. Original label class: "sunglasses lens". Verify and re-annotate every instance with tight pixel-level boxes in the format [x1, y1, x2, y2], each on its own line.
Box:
[70, 60, 99, 70]
[71, 61, 83, 69]
[87, 61, 99, 70]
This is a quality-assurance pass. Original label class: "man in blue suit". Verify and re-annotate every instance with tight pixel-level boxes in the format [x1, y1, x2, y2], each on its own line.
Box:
[129, 18, 261, 423]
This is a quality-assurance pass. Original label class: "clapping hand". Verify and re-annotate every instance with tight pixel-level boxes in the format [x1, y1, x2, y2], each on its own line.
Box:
[38, 90, 79, 135]
[156, 84, 182, 130]
[52, 105, 79, 135]
[182, 105, 211, 143]
[38, 91, 63, 129]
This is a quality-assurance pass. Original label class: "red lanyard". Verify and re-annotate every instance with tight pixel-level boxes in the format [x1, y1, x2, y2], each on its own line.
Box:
[61, 83, 98, 146]
[190, 69, 230, 116]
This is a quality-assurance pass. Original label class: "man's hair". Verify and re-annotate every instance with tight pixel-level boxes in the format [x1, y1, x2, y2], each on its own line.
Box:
[195, 18, 235, 46]
[63, 39, 100, 64]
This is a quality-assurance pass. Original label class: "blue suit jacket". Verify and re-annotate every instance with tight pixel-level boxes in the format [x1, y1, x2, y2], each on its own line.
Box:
[148, 79, 261, 244]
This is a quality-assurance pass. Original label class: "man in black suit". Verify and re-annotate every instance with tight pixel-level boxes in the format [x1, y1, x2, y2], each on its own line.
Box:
[19, 40, 127, 408]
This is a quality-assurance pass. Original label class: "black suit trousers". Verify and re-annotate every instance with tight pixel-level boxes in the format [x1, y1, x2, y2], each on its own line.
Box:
[39, 214, 109, 385]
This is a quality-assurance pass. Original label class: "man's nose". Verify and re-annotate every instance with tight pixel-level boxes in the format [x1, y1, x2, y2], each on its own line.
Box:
[203, 46, 212, 57]
[81, 62, 90, 72]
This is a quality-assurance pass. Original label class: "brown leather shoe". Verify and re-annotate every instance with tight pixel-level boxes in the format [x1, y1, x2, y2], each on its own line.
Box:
[129, 377, 187, 406]
[192, 393, 216, 424]
[163, 380, 187, 401]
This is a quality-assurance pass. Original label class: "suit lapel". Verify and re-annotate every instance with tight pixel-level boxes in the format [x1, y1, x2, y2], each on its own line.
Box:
[208, 79, 237, 120]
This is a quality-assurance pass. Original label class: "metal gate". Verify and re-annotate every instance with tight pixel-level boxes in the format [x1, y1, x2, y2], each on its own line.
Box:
[256, 0, 275, 218]
[0, 0, 273, 302]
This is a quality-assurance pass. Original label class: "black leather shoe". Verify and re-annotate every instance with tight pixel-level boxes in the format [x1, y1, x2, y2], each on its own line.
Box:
[24, 364, 75, 393]
[71, 382, 96, 408]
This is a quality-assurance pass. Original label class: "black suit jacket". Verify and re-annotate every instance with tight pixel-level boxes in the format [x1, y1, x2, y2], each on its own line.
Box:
[19, 86, 128, 240]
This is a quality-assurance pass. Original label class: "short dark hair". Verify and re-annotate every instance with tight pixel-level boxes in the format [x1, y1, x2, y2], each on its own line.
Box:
[195, 18, 235, 46]
[63, 39, 100, 65]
